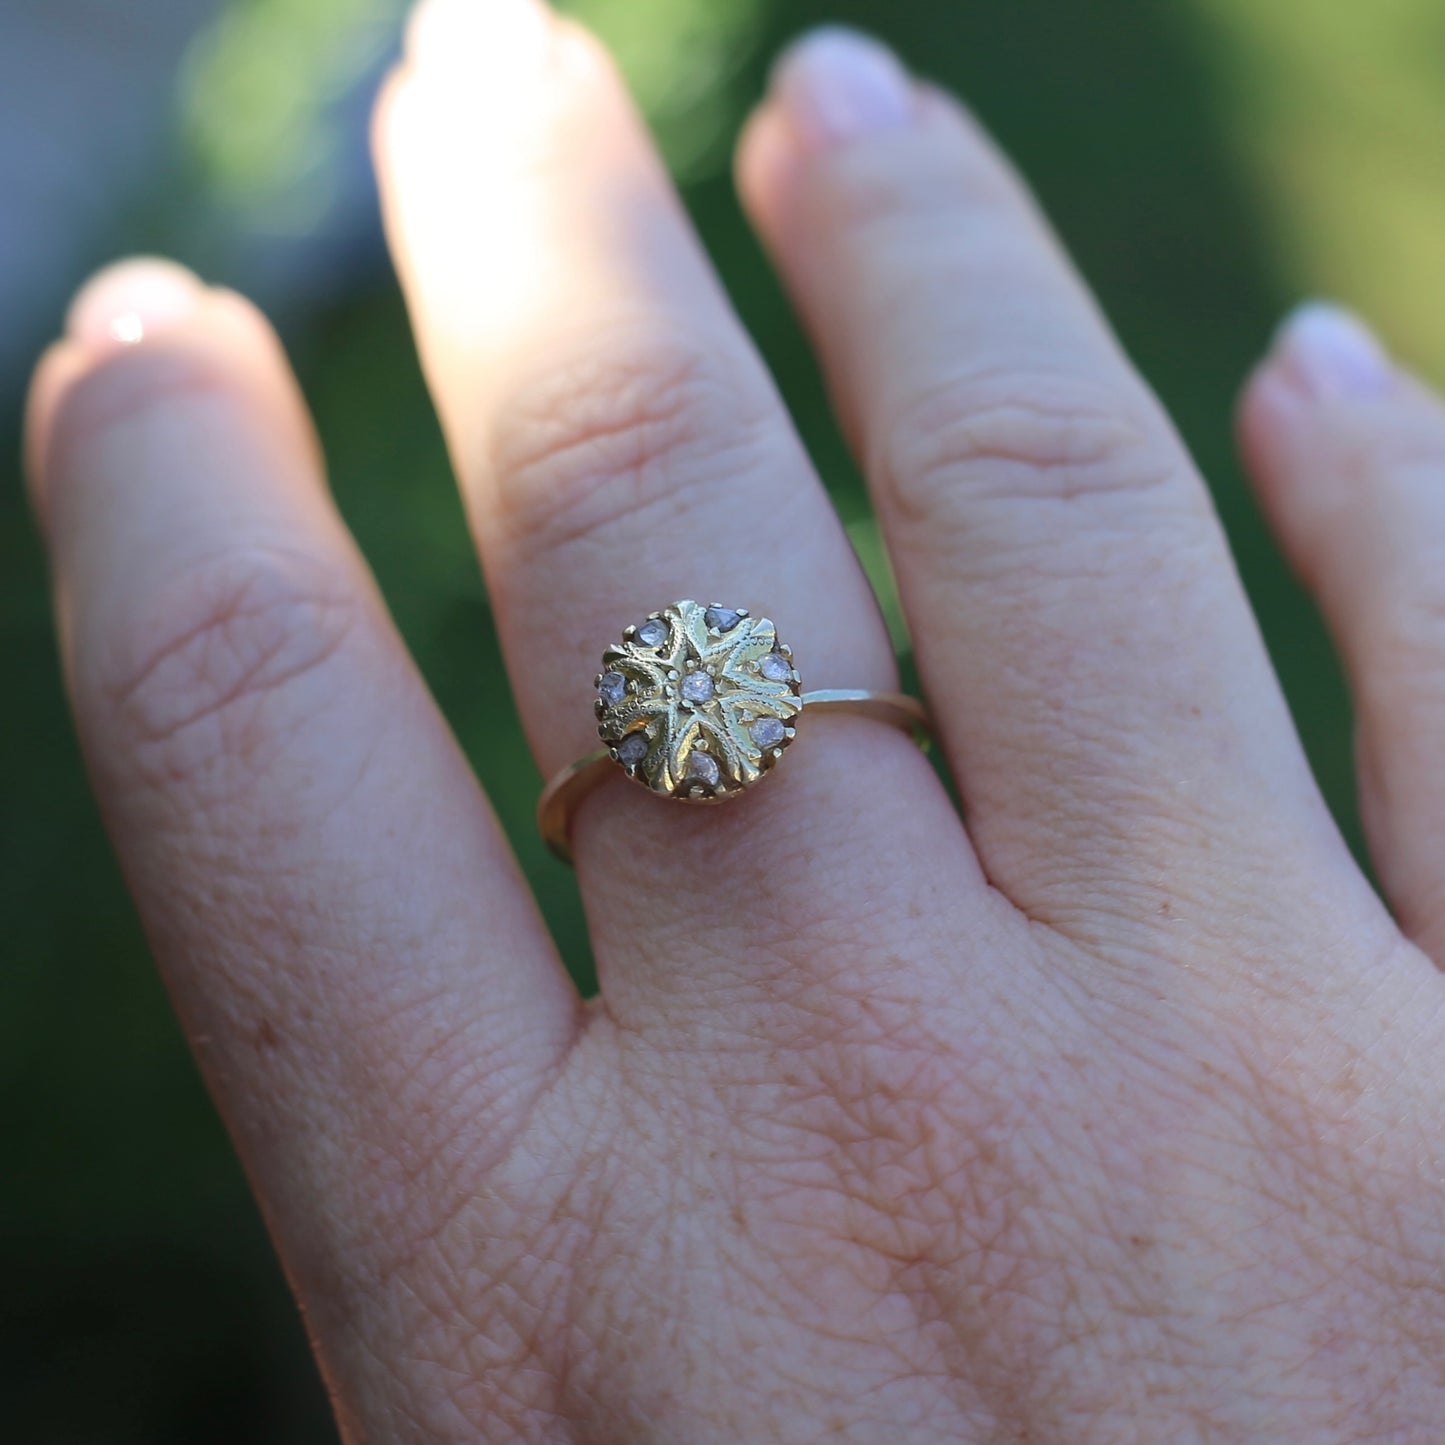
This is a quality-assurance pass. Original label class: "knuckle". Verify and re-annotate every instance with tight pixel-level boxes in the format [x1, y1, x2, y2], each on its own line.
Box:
[91, 545, 360, 789]
[875, 370, 1190, 534]
[484, 329, 779, 557]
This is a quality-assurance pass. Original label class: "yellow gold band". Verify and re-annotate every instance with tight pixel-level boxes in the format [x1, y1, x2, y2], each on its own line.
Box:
[538, 688, 929, 863]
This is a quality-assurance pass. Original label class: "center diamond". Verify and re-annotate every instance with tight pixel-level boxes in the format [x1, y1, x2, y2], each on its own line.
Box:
[680, 671, 716, 705]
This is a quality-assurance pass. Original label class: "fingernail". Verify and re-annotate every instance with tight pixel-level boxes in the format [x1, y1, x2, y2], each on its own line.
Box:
[406, 0, 553, 77]
[1274, 302, 1394, 401]
[66, 258, 204, 355]
[771, 27, 915, 152]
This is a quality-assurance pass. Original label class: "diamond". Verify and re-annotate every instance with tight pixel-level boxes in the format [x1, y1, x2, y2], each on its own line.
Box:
[704, 606, 742, 633]
[751, 716, 786, 748]
[598, 671, 628, 706]
[616, 733, 649, 766]
[636, 618, 668, 647]
[758, 651, 791, 682]
[684, 750, 720, 787]
[680, 671, 715, 704]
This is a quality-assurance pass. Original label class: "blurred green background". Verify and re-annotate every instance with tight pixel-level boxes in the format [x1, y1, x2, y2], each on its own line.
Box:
[5, 0, 1445, 1438]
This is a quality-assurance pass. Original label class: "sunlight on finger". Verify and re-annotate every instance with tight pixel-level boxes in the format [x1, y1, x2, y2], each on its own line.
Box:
[178, 0, 768, 238]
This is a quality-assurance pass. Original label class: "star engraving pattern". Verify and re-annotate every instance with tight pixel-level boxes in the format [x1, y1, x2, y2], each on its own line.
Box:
[595, 600, 802, 799]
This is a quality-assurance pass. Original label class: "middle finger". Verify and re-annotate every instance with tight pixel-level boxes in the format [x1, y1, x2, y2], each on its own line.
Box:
[374, 0, 973, 1020]
[738, 32, 1364, 937]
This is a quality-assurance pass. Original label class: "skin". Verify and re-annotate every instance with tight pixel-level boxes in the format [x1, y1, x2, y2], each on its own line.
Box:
[24, 3, 1445, 1439]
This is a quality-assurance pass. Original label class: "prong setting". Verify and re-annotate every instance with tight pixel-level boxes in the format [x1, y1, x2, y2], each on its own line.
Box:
[594, 600, 802, 802]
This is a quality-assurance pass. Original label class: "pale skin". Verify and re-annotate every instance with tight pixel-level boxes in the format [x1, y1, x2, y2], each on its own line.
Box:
[25, 1, 1445, 1438]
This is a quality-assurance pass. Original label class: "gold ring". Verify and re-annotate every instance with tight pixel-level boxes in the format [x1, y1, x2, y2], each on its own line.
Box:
[537, 599, 930, 863]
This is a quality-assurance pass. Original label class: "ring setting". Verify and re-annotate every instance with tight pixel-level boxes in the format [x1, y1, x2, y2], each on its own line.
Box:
[538, 598, 929, 862]
[595, 599, 802, 802]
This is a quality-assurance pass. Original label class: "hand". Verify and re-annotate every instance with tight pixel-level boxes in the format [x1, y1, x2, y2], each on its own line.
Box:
[27, 4, 1445, 1439]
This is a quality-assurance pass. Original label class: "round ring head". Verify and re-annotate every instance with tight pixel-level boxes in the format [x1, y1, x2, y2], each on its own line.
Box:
[594, 600, 802, 801]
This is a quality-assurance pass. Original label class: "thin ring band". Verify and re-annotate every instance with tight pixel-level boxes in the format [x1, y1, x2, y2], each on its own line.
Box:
[538, 689, 929, 863]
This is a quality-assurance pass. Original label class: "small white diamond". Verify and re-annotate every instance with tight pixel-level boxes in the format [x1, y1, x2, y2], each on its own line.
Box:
[680, 671, 715, 704]
[636, 618, 668, 647]
[684, 751, 720, 787]
[598, 671, 628, 706]
[758, 652, 790, 682]
[751, 716, 786, 748]
[616, 733, 649, 766]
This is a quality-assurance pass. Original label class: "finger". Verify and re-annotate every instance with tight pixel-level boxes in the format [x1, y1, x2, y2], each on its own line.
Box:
[1240, 304, 1445, 960]
[736, 29, 1352, 926]
[374, 1, 974, 1019]
[27, 259, 578, 1389]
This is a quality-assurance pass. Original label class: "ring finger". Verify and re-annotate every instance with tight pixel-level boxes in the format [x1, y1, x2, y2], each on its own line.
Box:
[374, 0, 973, 1025]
